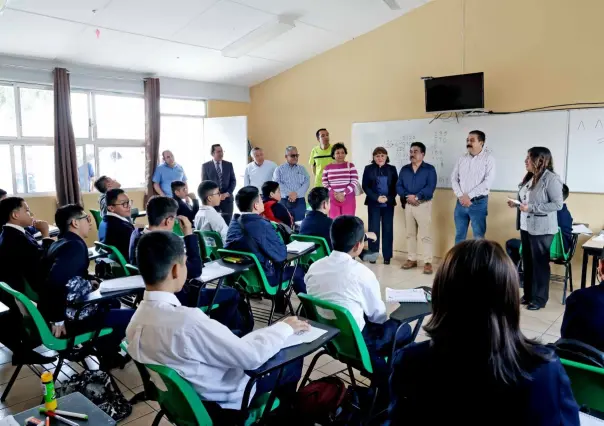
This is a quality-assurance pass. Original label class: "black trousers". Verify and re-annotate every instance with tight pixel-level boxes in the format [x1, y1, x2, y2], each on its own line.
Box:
[520, 230, 554, 307]
[367, 205, 394, 260]
[218, 199, 234, 225]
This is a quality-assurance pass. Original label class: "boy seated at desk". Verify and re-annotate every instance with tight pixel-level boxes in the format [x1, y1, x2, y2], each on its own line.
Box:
[299, 187, 333, 251]
[172, 180, 199, 223]
[129, 196, 242, 331]
[98, 188, 135, 260]
[40, 204, 134, 369]
[93, 176, 121, 217]
[260, 181, 293, 228]
[0, 197, 57, 365]
[194, 180, 229, 244]
[304, 215, 412, 386]
[225, 186, 307, 312]
[126, 231, 308, 422]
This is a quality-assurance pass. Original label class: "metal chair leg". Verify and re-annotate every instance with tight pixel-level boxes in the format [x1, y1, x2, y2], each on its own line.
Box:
[562, 264, 569, 305]
[347, 365, 357, 387]
[569, 263, 574, 292]
[53, 357, 64, 381]
[151, 410, 164, 426]
[1, 364, 23, 402]
[267, 298, 276, 325]
[299, 349, 328, 389]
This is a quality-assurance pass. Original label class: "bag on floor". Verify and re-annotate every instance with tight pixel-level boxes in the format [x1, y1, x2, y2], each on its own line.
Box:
[293, 376, 348, 424]
[58, 370, 132, 421]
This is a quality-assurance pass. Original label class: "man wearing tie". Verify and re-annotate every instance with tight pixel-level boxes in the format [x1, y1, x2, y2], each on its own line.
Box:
[202, 144, 236, 225]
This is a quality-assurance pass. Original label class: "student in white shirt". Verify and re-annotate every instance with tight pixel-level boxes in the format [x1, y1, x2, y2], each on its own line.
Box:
[304, 215, 412, 383]
[194, 180, 229, 243]
[126, 231, 308, 422]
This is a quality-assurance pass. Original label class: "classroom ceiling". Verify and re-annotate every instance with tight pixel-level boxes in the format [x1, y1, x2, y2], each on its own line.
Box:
[0, 0, 430, 87]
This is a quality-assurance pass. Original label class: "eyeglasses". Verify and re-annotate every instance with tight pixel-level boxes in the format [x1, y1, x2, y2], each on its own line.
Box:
[75, 214, 91, 223]
[209, 191, 221, 197]
[111, 200, 132, 208]
[289, 154, 300, 158]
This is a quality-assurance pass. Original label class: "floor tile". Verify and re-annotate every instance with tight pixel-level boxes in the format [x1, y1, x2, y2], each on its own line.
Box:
[120, 412, 172, 425]
[119, 389, 155, 424]
[318, 360, 348, 376]
[519, 315, 554, 334]
[540, 334, 561, 344]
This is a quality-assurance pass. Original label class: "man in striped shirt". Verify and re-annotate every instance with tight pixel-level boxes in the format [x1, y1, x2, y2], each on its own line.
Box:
[450, 130, 496, 244]
[273, 146, 310, 222]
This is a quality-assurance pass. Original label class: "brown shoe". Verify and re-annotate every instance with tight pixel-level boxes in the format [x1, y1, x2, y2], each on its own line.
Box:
[423, 263, 433, 275]
[401, 260, 418, 270]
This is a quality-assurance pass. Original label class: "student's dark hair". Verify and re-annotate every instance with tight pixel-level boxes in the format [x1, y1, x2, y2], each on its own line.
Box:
[55, 204, 85, 234]
[211, 144, 221, 155]
[371, 147, 390, 164]
[308, 187, 329, 211]
[331, 215, 365, 253]
[562, 184, 569, 201]
[0, 189, 6, 199]
[0, 197, 25, 227]
[469, 130, 486, 143]
[411, 142, 426, 154]
[106, 188, 125, 207]
[94, 176, 110, 193]
[315, 128, 327, 140]
[235, 186, 260, 213]
[146, 196, 178, 227]
[521, 146, 554, 188]
[137, 231, 185, 286]
[261, 181, 280, 199]
[197, 181, 219, 204]
[330, 143, 347, 159]
[170, 180, 186, 195]
[424, 239, 550, 385]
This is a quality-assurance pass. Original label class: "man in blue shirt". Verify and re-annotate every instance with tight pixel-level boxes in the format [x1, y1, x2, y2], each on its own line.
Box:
[152, 150, 187, 197]
[273, 146, 310, 222]
[396, 142, 437, 274]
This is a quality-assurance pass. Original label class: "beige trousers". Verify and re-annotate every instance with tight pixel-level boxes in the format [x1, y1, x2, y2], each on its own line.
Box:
[405, 200, 433, 263]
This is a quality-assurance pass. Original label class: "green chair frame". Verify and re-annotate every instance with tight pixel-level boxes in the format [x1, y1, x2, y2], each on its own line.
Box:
[94, 241, 131, 277]
[90, 209, 102, 230]
[290, 234, 331, 269]
[173, 221, 184, 237]
[0, 282, 113, 402]
[194, 230, 223, 262]
[560, 358, 604, 414]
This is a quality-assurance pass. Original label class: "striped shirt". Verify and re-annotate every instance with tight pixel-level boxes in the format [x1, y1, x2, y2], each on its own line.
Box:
[450, 148, 496, 199]
[322, 162, 358, 195]
[272, 163, 310, 199]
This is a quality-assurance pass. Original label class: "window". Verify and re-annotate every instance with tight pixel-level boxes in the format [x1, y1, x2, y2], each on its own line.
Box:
[20, 87, 54, 138]
[98, 146, 145, 189]
[0, 85, 16, 137]
[0, 145, 13, 192]
[95, 94, 144, 140]
[71, 92, 90, 139]
[76, 144, 96, 192]
[24, 146, 55, 193]
[161, 98, 206, 116]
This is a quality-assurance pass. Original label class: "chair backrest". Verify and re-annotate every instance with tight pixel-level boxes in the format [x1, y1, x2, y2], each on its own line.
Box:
[560, 358, 604, 413]
[195, 230, 223, 262]
[298, 293, 373, 374]
[217, 249, 277, 295]
[125, 264, 140, 276]
[90, 209, 102, 230]
[290, 234, 330, 266]
[94, 241, 130, 277]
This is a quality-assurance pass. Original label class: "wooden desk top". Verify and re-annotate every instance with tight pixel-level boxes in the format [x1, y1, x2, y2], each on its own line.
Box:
[582, 235, 604, 250]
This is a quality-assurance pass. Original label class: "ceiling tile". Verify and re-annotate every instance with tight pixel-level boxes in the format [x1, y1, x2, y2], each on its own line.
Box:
[90, 0, 218, 39]
[7, 0, 112, 23]
[172, 0, 275, 50]
[228, 0, 324, 16]
[0, 9, 86, 59]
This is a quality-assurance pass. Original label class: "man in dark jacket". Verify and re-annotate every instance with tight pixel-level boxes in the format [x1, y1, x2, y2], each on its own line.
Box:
[202, 144, 236, 225]
[0, 197, 56, 364]
[171, 181, 199, 223]
[98, 188, 135, 260]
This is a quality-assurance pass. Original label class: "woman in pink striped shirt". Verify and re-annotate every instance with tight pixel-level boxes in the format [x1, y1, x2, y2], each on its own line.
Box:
[322, 143, 358, 218]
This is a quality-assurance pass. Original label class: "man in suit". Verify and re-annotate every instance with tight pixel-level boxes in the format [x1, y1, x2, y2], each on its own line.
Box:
[0, 197, 57, 364]
[560, 246, 604, 352]
[171, 180, 199, 223]
[202, 144, 236, 225]
[98, 188, 135, 260]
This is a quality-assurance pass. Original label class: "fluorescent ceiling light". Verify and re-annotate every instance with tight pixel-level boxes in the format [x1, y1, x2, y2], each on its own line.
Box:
[0, 0, 9, 14]
[382, 0, 401, 10]
[222, 18, 295, 59]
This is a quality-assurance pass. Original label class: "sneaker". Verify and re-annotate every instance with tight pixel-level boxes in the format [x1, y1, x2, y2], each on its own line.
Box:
[423, 263, 433, 275]
[401, 260, 418, 270]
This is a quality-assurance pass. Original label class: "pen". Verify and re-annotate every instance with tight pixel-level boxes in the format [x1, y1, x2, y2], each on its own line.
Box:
[45, 417, 50, 426]
[46, 412, 79, 426]
[39, 408, 88, 420]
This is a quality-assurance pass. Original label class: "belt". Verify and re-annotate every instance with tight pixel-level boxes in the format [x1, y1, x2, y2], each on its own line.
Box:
[470, 195, 488, 202]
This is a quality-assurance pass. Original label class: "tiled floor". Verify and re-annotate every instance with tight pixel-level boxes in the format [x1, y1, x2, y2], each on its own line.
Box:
[0, 253, 569, 423]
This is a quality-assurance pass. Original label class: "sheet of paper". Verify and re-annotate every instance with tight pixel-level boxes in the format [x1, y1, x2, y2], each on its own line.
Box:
[200, 262, 236, 282]
[507, 197, 521, 205]
[0, 416, 20, 426]
[593, 234, 604, 243]
[282, 326, 328, 349]
[579, 412, 604, 426]
[33, 225, 59, 239]
[100, 275, 145, 293]
[385, 288, 427, 303]
[286, 241, 315, 254]
[572, 224, 593, 235]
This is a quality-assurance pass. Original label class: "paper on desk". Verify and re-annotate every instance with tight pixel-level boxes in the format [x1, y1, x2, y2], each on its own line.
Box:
[593, 235, 604, 243]
[282, 326, 328, 349]
[572, 224, 593, 235]
[200, 262, 235, 282]
[287, 241, 315, 254]
[0, 416, 19, 426]
[100, 275, 145, 293]
[580, 412, 604, 425]
[386, 288, 427, 303]
[33, 225, 59, 239]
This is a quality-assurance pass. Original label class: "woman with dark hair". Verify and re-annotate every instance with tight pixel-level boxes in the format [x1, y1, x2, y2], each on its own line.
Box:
[507, 147, 563, 310]
[321, 142, 358, 218]
[361, 147, 398, 264]
[388, 240, 579, 425]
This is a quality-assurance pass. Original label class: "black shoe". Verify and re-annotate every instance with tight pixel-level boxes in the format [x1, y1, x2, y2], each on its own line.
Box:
[384, 259, 391, 265]
[527, 303, 541, 311]
[520, 297, 530, 305]
[12, 350, 57, 366]
[99, 352, 130, 371]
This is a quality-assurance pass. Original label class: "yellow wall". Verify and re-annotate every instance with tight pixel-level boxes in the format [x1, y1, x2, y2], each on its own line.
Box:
[207, 100, 250, 118]
[248, 0, 604, 276]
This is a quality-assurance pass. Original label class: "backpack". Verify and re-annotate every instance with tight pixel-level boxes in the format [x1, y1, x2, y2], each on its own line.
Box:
[293, 377, 348, 424]
[58, 370, 132, 421]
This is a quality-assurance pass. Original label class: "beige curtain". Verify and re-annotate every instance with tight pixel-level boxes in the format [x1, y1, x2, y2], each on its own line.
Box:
[144, 78, 161, 204]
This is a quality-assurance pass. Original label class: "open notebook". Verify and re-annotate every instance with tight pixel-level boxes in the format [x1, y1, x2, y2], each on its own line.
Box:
[100, 275, 145, 293]
[282, 326, 328, 349]
[286, 241, 315, 254]
[199, 262, 236, 282]
[580, 412, 604, 425]
[385, 288, 428, 303]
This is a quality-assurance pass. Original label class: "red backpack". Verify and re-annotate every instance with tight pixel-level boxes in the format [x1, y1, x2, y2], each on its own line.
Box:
[294, 376, 348, 424]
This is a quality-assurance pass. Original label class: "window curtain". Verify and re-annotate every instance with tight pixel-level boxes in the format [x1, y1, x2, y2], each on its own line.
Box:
[144, 78, 161, 204]
[53, 67, 80, 206]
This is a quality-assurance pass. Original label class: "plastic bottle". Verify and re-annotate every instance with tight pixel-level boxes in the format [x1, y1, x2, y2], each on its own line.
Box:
[40, 371, 57, 411]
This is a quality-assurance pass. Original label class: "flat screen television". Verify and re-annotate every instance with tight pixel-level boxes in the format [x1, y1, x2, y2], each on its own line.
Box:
[425, 72, 484, 113]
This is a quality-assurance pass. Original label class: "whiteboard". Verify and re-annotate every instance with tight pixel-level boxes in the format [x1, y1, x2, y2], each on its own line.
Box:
[351, 111, 569, 192]
[567, 109, 604, 193]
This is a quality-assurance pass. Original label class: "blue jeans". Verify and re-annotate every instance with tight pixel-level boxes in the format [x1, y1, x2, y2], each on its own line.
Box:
[279, 198, 306, 222]
[454, 197, 488, 245]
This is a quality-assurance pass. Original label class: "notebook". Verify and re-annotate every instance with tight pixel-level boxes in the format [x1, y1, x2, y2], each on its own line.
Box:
[286, 241, 315, 254]
[579, 412, 604, 425]
[199, 262, 236, 282]
[282, 325, 328, 349]
[572, 224, 593, 235]
[385, 288, 428, 303]
[99, 275, 145, 293]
